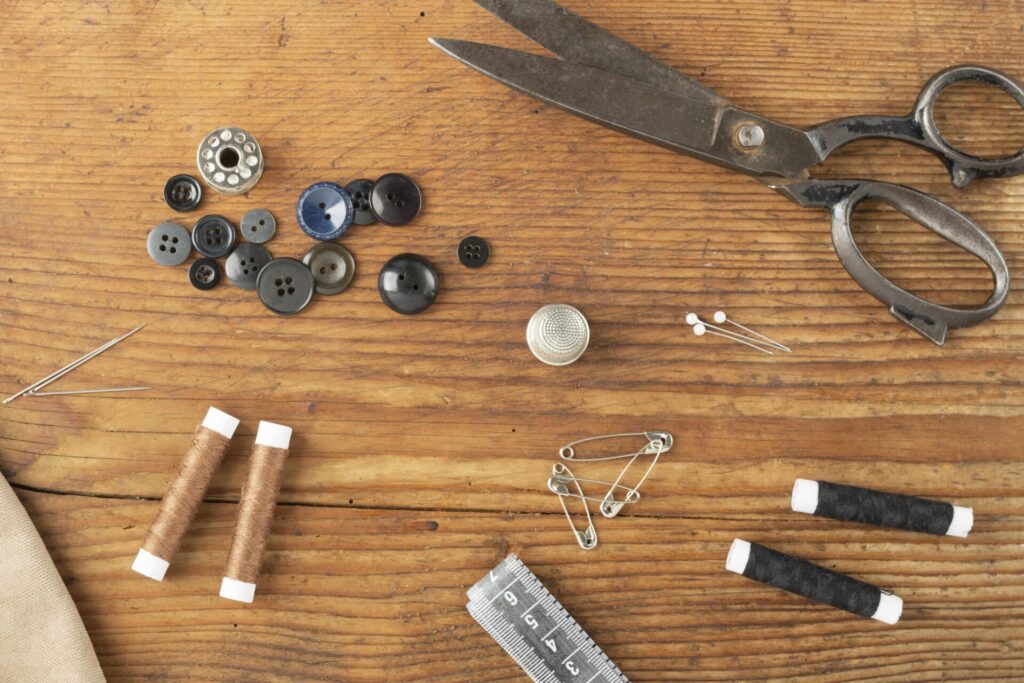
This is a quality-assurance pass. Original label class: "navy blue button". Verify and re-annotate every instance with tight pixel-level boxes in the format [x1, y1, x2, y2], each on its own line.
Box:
[296, 182, 354, 241]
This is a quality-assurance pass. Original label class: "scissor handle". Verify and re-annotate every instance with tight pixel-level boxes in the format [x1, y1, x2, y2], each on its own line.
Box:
[774, 178, 1010, 345]
[807, 65, 1024, 188]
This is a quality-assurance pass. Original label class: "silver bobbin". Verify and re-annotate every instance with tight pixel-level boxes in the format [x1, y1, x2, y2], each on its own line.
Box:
[196, 126, 264, 195]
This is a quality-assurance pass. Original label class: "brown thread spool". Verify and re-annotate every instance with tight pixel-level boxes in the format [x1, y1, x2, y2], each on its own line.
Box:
[132, 407, 239, 581]
[220, 420, 292, 603]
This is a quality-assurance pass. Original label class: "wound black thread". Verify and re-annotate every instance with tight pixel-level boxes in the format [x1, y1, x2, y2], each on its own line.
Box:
[816, 481, 955, 535]
[743, 542, 882, 618]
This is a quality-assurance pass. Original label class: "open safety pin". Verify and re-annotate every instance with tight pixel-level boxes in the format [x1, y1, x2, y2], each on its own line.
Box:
[552, 462, 598, 550]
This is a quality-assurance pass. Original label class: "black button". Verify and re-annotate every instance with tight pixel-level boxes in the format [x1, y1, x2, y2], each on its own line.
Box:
[378, 253, 439, 315]
[302, 243, 356, 296]
[346, 179, 377, 226]
[163, 174, 202, 212]
[370, 173, 422, 226]
[189, 258, 221, 290]
[296, 182, 353, 241]
[226, 243, 273, 290]
[458, 236, 489, 268]
[256, 258, 315, 315]
[191, 215, 236, 258]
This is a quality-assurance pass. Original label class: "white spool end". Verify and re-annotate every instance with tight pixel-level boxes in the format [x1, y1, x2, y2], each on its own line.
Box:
[791, 479, 820, 514]
[685, 312, 700, 326]
[256, 420, 292, 449]
[219, 577, 256, 603]
[946, 505, 973, 538]
[132, 548, 170, 582]
[725, 538, 751, 574]
[203, 407, 240, 439]
[713, 311, 727, 324]
[872, 592, 903, 625]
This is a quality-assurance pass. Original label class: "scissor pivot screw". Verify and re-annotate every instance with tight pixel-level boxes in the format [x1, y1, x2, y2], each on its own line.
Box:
[736, 123, 765, 149]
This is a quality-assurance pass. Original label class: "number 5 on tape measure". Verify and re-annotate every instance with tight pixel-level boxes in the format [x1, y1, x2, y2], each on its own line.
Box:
[466, 555, 628, 683]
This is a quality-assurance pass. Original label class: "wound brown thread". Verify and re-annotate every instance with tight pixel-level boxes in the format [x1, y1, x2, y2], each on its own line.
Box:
[220, 420, 291, 603]
[132, 407, 239, 582]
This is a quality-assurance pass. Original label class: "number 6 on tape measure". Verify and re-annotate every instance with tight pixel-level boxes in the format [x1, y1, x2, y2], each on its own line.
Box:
[466, 555, 628, 682]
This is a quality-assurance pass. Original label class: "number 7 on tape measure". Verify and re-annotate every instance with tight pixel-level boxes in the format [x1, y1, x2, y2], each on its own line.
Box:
[467, 555, 629, 683]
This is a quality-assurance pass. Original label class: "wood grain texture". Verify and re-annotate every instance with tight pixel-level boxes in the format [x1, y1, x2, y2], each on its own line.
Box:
[1, 0, 1023, 680]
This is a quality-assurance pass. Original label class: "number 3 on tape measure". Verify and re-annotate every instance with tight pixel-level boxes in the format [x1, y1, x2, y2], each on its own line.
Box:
[467, 555, 629, 682]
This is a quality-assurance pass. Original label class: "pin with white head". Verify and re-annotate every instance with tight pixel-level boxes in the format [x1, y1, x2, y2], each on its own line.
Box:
[686, 311, 789, 355]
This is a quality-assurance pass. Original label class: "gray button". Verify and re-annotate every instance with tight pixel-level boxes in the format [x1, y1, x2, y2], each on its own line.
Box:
[240, 208, 276, 244]
[191, 215, 236, 257]
[256, 258, 315, 315]
[147, 222, 191, 266]
[302, 243, 356, 295]
[226, 244, 273, 290]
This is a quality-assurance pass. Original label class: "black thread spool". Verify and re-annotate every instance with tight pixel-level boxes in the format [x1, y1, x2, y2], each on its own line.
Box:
[726, 539, 902, 624]
[791, 479, 972, 537]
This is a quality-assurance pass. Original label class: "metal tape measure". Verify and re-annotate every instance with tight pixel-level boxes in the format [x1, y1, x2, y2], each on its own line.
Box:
[467, 555, 628, 683]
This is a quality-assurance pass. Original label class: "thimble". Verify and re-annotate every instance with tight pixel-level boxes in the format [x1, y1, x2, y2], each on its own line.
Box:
[526, 304, 590, 366]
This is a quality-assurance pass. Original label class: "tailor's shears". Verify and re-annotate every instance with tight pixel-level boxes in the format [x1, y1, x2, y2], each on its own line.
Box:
[431, 0, 1024, 345]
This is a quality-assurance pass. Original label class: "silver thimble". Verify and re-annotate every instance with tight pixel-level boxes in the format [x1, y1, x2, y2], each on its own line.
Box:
[527, 304, 590, 366]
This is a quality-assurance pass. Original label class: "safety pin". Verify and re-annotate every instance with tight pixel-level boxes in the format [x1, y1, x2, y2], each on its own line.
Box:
[551, 463, 598, 550]
[3, 324, 146, 405]
[559, 431, 673, 462]
[548, 463, 641, 505]
[599, 437, 667, 518]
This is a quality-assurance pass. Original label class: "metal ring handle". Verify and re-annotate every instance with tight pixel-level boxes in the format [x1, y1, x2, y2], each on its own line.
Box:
[774, 178, 1010, 345]
[915, 65, 1024, 188]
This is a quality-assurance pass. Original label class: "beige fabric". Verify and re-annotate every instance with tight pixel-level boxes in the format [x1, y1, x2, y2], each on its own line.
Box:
[0, 475, 105, 682]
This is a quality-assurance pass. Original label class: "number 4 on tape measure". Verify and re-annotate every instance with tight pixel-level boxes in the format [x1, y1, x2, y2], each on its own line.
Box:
[467, 555, 629, 683]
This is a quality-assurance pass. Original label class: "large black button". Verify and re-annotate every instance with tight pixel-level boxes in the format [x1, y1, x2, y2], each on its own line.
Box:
[378, 253, 439, 315]
[256, 258, 315, 315]
[189, 258, 222, 290]
[302, 243, 356, 296]
[458, 236, 489, 268]
[370, 173, 422, 226]
[191, 215, 236, 258]
[346, 179, 377, 226]
[296, 182, 353, 241]
[163, 174, 202, 212]
[226, 243, 272, 290]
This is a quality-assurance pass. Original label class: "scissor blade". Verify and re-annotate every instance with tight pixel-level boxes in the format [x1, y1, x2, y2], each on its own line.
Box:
[430, 38, 721, 155]
[472, 0, 725, 105]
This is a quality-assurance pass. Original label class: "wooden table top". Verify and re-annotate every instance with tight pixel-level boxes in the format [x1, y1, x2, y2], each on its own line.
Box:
[2, 1, 1023, 680]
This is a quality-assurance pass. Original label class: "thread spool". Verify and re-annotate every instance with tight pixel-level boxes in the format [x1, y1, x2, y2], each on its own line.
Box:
[132, 407, 239, 581]
[726, 539, 902, 624]
[220, 420, 292, 603]
[791, 479, 973, 538]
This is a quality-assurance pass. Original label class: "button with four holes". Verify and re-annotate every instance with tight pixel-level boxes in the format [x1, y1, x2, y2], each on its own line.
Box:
[163, 174, 202, 212]
[191, 215, 236, 258]
[240, 208, 276, 244]
[256, 258, 315, 315]
[458, 236, 489, 268]
[302, 243, 356, 296]
[296, 182, 354, 241]
[189, 258, 222, 290]
[370, 173, 422, 226]
[147, 222, 191, 266]
[226, 243, 273, 291]
[378, 253, 439, 314]
[346, 178, 377, 226]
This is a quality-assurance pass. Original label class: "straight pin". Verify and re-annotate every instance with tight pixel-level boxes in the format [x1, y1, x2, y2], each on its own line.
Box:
[26, 386, 151, 397]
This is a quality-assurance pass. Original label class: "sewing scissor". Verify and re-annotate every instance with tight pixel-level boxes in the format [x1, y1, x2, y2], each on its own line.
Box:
[431, 0, 1024, 345]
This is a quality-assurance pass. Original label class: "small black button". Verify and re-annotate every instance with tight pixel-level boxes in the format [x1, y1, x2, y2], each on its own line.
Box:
[346, 179, 377, 226]
[378, 253, 439, 315]
[296, 182, 353, 241]
[226, 243, 273, 290]
[191, 215, 236, 258]
[163, 174, 202, 212]
[458, 236, 489, 268]
[257, 258, 315, 315]
[370, 173, 422, 226]
[189, 258, 221, 290]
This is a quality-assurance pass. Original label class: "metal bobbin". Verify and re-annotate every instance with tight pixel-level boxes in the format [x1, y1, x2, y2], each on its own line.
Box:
[196, 126, 264, 195]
